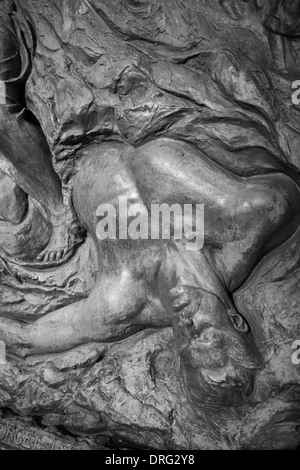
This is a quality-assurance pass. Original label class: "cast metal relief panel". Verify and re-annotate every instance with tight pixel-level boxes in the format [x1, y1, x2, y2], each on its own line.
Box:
[0, 0, 299, 450]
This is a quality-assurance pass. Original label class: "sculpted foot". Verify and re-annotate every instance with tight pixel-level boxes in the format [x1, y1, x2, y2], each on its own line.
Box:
[36, 207, 85, 266]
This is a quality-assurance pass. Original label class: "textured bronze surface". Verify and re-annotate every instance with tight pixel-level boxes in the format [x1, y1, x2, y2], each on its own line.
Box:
[0, 0, 299, 450]
[0, 415, 95, 450]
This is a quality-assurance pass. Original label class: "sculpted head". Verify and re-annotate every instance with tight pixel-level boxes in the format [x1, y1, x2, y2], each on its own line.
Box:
[171, 289, 262, 406]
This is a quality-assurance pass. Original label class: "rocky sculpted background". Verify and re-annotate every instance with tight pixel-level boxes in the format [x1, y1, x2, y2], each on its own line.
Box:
[0, 0, 300, 450]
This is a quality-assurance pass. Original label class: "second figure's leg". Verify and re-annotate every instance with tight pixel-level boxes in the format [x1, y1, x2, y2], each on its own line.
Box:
[0, 106, 82, 263]
[0, 10, 83, 263]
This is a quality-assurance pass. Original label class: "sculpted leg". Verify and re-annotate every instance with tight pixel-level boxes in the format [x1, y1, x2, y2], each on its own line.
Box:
[0, 9, 83, 264]
[0, 270, 153, 357]
[0, 107, 83, 263]
[0, 245, 170, 357]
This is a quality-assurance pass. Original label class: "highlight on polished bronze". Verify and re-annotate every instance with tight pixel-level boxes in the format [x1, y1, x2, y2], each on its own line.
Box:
[0, 0, 299, 450]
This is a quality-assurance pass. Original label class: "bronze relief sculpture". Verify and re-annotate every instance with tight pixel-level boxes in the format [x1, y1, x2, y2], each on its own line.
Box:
[0, 0, 299, 450]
